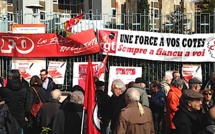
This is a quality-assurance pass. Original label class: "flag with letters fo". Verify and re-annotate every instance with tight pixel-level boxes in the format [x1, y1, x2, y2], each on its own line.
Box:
[84, 57, 101, 134]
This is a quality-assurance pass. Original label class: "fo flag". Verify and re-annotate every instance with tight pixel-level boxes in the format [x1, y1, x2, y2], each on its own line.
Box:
[84, 57, 101, 134]
[96, 53, 108, 78]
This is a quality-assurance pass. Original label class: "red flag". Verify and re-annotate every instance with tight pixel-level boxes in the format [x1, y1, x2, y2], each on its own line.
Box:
[64, 13, 85, 33]
[96, 53, 108, 78]
[84, 57, 101, 134]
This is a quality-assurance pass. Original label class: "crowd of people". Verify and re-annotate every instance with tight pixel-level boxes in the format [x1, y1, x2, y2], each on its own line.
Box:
[1, 69, 215, 134]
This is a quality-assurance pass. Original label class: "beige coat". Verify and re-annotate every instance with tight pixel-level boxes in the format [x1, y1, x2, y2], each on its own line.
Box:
[116, 102, 155, 134]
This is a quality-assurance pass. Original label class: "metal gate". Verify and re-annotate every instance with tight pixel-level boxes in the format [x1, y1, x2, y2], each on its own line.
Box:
[0, 12, 214, 89]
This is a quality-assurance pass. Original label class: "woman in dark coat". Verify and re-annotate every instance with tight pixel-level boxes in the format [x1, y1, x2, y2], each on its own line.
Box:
[25, 75, 46, 134]
[0, 69, 27, 132]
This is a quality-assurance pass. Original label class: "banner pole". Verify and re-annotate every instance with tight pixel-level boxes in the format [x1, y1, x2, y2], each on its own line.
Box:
[80, 107, 85, 134]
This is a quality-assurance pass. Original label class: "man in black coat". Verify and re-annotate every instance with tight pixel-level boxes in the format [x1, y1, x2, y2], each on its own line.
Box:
[52, 91, 86, 134]
[37, 89, 61, 133]
[95, 80, 110, 134]
[173, 89, 204, 134]
[0, 69, 27, 133]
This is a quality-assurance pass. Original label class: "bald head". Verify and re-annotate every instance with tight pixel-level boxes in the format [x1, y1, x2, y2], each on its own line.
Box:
[163, 75, 172, 84]
[51, 89, 62, 100]
[126, 88, 140, 102]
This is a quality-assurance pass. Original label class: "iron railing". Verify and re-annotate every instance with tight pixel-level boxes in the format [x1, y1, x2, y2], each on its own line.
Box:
[0, 12, 214, 90]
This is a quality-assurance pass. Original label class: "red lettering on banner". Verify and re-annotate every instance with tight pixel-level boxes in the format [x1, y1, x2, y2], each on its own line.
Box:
[118, 44, 147, 55]
[60, 38, 97, 54]
[192, 49, 205, 56]
[156, 48, 183, 56]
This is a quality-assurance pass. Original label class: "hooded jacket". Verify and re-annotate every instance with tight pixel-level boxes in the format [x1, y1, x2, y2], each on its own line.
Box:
[0, 79, 27, 128]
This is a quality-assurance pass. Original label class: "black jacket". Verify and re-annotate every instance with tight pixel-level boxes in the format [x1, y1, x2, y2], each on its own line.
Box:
[25, 85, 47, 117]
[52, 102, 86, 134]
[108, 91, 127, 132]
[173, 106, 203, 134]
[0, 79, 27, 128]
[37, 99, 61, 128]
[96, 90, 110, 127]
[0, 104, 9, 134]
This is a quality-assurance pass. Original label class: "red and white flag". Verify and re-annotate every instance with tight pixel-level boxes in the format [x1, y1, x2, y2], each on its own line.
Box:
[96, 53, 108, 78]
[64, 13, 85, 33]
[84, 57, 101, 134]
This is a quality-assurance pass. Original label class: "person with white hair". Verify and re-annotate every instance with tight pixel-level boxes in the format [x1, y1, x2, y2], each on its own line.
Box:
[36, 89, 62, 132]
[116, 87, 155, 134]
[108, 79, 127, 133]
[160, 75, 172, 96]
[52, 91, 86, 134]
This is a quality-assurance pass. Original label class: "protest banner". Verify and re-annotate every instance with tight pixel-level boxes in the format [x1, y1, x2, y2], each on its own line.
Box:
[182, 64, 202, 88]
[12, 58, 46, 81]
[108, 66, 142, 96]
[0, 29, 99, 57]
[47, 61, 67, 84]
[73, 62, 105, 90]
[98, 28, 215, 62]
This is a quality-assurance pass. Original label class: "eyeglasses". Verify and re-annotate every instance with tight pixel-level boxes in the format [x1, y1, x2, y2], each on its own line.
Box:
[203, 93, 212, 96]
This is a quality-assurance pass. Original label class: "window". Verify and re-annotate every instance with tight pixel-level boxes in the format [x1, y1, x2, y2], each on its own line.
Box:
[112, 8, 116, 18]
[40, 12, 46, 20]
[53, 0, 58, 3]
[151, 8, 159, 19]
[7, 12, 13, 21]
[7, 0, 12, 4]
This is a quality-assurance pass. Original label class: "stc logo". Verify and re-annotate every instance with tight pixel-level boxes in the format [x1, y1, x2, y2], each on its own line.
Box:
[208, 38, 215, 58]
[1, 36, 34, 54]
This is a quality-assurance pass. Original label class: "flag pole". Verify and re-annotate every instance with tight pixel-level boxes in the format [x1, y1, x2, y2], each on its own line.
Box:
[80, 107, 85, 134]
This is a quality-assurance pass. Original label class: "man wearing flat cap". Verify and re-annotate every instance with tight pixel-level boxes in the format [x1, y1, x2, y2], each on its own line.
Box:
[173, 89, 203, 134]
[188, 77, 202, 92]
[95, 80, 110, 134]
[132, 77, 149, 107]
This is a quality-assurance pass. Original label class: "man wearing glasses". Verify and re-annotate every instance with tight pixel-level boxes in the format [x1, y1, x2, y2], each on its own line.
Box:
[40, 69, 56, 101]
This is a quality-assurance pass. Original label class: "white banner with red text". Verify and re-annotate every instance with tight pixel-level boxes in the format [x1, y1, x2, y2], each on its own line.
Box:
[47, 61, 67, 84]
[182, 64, 202, 88]
[12, 58, 46, 82]
[0, 28, 99, 57]
[108, 66, 142, 96]
[98, 28, 215, 62]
